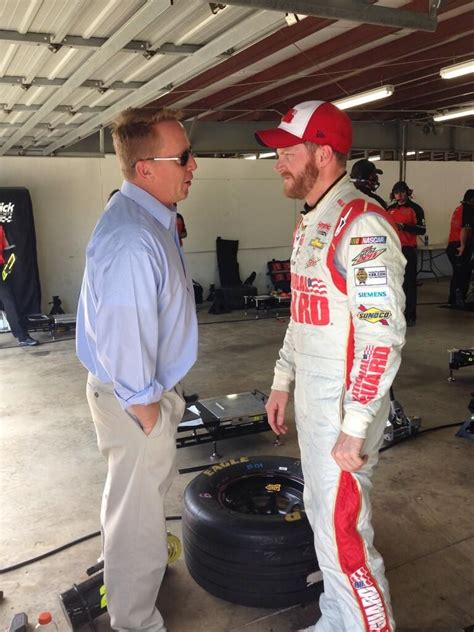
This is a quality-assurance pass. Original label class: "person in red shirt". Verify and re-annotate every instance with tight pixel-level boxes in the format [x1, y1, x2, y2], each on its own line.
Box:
[0, 224, 38, 346]
[387, 181, 426, 326]
[446, 189, 474, 307]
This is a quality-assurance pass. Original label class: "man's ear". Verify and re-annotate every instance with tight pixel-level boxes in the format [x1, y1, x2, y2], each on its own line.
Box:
[135, 159, 153, 181]
[317, 145, 333, 167]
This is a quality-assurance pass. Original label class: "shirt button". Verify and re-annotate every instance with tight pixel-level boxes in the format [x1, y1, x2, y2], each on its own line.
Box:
[94, 392, 99, 398]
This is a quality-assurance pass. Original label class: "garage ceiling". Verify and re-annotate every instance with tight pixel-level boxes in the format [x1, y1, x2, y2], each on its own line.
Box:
[0, 0, 472, 157]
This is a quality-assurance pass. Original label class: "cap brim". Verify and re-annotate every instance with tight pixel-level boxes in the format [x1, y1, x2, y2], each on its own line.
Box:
[374, 167, 383, 174]
[255, 127, 304, 148]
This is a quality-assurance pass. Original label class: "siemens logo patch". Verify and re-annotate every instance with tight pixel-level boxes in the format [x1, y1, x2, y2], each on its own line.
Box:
[356, 289, 390, 303]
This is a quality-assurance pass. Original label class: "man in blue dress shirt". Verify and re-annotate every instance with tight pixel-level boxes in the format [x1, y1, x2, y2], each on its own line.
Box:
[76, 108, 198, 632]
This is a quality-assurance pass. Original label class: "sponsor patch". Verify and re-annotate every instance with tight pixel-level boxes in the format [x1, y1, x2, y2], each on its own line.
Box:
[349, 566, 389, 631]
[0, 202, 15, 223]
[351, 246, 386, 266]
[310, 237, 326, 249]
[352, 346, 391, 405]
[316, 221, 331, 237]
[317, 221, 331, 232]
[350, 235, 387, 245]
[356, 305, 391, 325]
[354, 266, 387, 286]
[356, 289, 390, 303]
[305, 256, 320, 268]
[291, 272, 330, 326]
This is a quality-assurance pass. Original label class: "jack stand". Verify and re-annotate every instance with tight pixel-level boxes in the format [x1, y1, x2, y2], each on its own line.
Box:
[210, 440, 222, 460]
[456, 394, 474, 442]
[448, 348, 474, 382]
[383, 387, 421, 448]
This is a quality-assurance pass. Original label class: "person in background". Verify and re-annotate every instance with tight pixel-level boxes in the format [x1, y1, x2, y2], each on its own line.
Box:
[256, 100, 406, 632]
[0, 223, 38, 346]
[176, 210, 187, 246]
[387, 181, 426, 326]
[446, 189, 474, 307]
[76, 107, 198, 632]
[350, 158, 387, 209]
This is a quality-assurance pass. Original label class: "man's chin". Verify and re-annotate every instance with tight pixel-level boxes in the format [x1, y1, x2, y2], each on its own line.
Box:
[283, 184, 299, 200]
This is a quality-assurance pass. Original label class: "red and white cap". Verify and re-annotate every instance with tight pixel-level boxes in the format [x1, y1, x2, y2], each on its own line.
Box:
[255, 101, 352, 154]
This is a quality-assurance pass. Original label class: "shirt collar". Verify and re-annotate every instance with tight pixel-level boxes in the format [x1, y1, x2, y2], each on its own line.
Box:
[121, 181, 174, 230]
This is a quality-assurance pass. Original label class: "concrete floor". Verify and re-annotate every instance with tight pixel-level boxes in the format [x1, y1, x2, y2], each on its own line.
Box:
[1, 278, 473, 632]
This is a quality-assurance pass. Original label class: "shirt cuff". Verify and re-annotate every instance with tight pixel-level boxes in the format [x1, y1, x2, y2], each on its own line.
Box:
[271, 369, 293, 392]
[114, 381, 164, 410]
[341, 410, 373, 439]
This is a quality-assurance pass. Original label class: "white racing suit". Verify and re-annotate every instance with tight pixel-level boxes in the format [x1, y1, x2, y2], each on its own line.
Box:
[272, 175, 406, 632]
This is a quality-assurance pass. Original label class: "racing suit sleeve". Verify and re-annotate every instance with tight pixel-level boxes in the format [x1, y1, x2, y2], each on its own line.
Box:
[271, 319, 295, 392]
[337, 212, 407, 438]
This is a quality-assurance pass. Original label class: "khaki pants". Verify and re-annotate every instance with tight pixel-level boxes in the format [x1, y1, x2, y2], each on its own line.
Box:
[86, 373, 185, 632]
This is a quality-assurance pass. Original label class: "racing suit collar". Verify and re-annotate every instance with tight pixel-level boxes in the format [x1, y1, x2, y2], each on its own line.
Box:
[302, 172, 350, 223]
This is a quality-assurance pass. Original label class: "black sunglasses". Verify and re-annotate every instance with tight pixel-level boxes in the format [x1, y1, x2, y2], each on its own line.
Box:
[133, 148, 192, 168]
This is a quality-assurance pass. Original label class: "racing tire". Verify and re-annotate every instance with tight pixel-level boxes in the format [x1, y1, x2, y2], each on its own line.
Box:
[182, 455, 322, 608]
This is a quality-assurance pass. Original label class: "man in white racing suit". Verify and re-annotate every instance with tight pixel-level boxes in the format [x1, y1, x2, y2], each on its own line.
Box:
[256, 101, 406, 632]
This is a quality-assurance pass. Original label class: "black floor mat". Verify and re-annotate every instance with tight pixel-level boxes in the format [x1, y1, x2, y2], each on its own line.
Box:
[437, 302, 474, 312]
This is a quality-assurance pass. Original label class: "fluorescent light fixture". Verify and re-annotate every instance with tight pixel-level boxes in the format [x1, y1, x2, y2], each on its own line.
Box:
[243, 154, 257, 160]
[406, 151, 416, 156]
[333, 85, 394, 110]
[285, 13, 306, 26]
[433, 107, 474, 122]
[259, 151, 276, 158]
[440, 59, 474, 80]
[368, 155, 381, 162]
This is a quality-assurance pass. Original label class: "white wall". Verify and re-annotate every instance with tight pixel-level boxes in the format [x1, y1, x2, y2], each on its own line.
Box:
[0, 155, 472, 311]
[360, 160, 474, 244]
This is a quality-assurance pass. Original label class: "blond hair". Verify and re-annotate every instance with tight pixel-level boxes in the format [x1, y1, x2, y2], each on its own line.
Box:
[111, 107, 182, 179]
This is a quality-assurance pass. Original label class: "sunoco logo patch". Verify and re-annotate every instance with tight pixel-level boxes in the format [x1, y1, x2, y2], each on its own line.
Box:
[357, 305, 391, 325]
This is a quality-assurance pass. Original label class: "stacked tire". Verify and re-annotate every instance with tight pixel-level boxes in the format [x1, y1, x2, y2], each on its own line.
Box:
[182, 455, 322, 608]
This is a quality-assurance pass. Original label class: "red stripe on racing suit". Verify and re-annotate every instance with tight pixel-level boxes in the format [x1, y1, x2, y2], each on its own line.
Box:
[335, 471, 392, 632]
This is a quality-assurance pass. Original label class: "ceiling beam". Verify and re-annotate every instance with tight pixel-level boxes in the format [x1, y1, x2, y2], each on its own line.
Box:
[273, 37, 474, 108]
[204, 11, 473, 121]
[0, 75, 143, 91]
[176, 0, 438, 115]
[41, 10, 285, 155]
[223, 0, 438, 31]
[0, 0, 172, 156]
[154, 16, 334, 108]
[0, 28, 202, 56]
[0, 104, 106, 113]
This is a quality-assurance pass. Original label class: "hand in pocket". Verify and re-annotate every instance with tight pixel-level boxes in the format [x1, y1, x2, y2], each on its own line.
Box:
[130, 401, 161, 435]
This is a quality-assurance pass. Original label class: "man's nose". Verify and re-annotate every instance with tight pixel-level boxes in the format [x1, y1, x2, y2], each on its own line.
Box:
[188, 154, 197, 171]
[275, 156, 286, 174]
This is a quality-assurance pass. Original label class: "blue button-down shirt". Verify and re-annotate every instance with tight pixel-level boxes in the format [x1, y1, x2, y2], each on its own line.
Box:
[76, 181, 198, 408]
